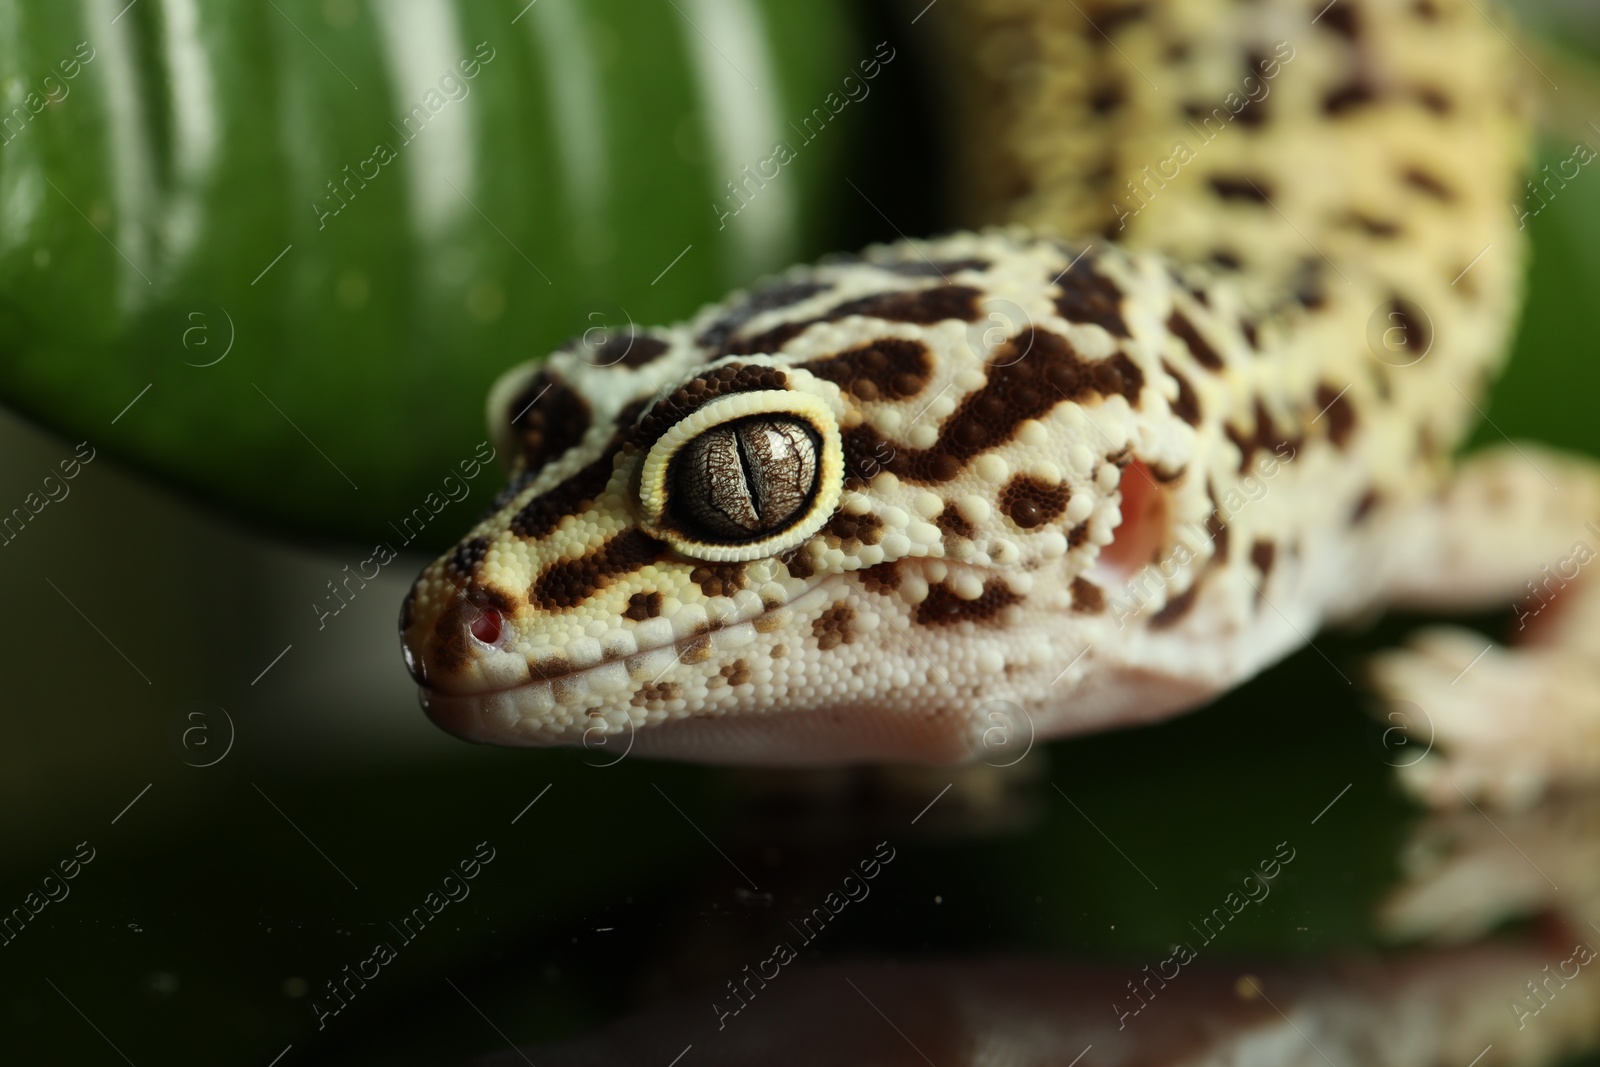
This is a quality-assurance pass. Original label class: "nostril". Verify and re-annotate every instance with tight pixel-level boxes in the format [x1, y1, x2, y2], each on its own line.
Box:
[470, 607, 505, 645]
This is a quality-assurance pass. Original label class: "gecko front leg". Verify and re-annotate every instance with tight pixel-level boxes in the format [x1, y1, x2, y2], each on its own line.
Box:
[1370, 444, 1600, 810]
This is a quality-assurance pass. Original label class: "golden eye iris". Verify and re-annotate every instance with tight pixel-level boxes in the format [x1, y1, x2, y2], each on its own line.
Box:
[670, 416, 821, 541]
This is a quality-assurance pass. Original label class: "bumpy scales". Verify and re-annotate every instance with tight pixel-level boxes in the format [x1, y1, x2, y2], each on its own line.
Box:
[401, 0, 1600, 794]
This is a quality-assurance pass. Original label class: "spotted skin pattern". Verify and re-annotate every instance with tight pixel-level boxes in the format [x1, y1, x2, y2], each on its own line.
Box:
[402, 0, 1600, 784]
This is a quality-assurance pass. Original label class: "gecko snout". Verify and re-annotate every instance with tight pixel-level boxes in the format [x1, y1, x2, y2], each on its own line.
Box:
[399, 578, 523, 695]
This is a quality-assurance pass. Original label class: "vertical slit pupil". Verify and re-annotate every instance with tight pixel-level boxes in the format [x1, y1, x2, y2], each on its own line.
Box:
[671, 415, 822, 541]
[731, 422, 763, 519]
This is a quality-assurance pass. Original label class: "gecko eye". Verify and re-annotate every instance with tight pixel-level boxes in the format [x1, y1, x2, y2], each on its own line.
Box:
[636, 386, 845, 563]
[670, 416, 821, 541]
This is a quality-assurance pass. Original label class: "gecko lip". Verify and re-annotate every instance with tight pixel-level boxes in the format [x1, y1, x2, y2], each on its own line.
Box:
[418, 578, 844, 746]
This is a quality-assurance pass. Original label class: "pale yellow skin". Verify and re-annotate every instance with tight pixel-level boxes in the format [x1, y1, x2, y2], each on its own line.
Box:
[401, 0, 1600, 798]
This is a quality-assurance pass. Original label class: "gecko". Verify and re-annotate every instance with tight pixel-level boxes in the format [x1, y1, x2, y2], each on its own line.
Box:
[400, 0, 1600, 803]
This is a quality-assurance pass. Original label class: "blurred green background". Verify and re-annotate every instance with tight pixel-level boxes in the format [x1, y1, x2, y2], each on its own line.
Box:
[2, 1, 1600, 1064]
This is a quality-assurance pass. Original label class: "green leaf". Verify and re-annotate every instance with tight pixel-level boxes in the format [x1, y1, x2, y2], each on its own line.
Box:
[0, 0, 861, 543]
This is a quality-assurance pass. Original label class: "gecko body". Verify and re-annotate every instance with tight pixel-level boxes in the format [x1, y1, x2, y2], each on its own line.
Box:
[401, 0, 1577, 781]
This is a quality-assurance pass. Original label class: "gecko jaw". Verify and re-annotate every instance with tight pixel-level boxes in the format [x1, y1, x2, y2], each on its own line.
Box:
[417, 577, 846, 747]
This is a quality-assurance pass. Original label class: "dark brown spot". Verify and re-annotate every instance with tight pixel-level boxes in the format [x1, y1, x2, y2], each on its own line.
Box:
[1317, 1, 1361, 41]
[1414, 86, 1453, 116]
[679, 634, 713, 664]
[717, 320, 810, 358]
[1250, 539, 1276, 577]
[697, 281, 832, 353]
[1385, 297, 1431, 359]
[840, 424, 899, 490]
[1233, 98, 1269, 130]
[1323, 79, 1377, 116]
[509, 445, 621, 540]
[720, 286, 984, 357]
[578, 331, 670, 369]
[1351, 488, 1381, 524]
[1209, 176, 1272, 202]
[825, 511, 884, 549]
[1205, 500, 1230, 562]
[624, 591, 663, 621]
[1211, 249, 1243, 271]
[508, 373, 591, 476]
[783, 550, 815, 579]
[855, 562, 902, 594]
[1000, 476, 1070, 529]
[1315, 383, 1356, 448]
[1226, 400, 1303, 473]
[1149, 582, 1199, 629]
[878, 329, 1142, 484]
[935, 504, 975, 540]
[1402, 167, 1454, 202]
[1294, 258, 1327, 310]
[447, 535, 492, 579]
[632, 681, 681, 707]
[1240, 318, 1261, 349]
[1054, 259, 1132, 337]
[616, 397, 650, 429]
[689, 564, 746, 598]
[1088, 3, 1149, 36]
[914, 581, 1022, 626]
[1412, 0, 1440, 20]
[531, 530, 668, 611]
[529, 654, 574, 684]
[1068, 521, 1091, 548]
[1341, 212, 1403, 239]
[630, 363, 787, 449]
[1090, 81, 1125, 115]
[812, 603, 856, 650]
[720, 659, 753, 687]
[800, 338, 931, 403]
[1236, 52, 1273, 128]
[1168, 310, 1225, 371]
[826, 285, 984, 326]
[1163, 361, 1202, 425]
[1071, 577, 1105, 613]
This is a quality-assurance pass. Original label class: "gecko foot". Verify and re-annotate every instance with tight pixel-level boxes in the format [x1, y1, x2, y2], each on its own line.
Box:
[1371, 612, 1600, 812]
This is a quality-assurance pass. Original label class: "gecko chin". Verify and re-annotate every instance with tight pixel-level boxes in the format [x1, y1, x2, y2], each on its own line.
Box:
[420, 689, 979, 766]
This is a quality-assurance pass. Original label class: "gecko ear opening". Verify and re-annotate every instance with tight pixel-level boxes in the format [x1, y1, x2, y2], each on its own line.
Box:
[1091, 460, 1170, 582]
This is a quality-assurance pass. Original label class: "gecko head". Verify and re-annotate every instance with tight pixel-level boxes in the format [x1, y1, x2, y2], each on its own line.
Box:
[401, 235, 1175, 764]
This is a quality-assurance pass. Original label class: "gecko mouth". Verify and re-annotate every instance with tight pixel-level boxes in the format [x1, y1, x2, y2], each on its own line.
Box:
[418, 578, 844, 746]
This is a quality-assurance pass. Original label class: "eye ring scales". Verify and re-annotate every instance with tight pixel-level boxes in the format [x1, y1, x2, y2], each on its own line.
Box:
[638, 389, 844, 563]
